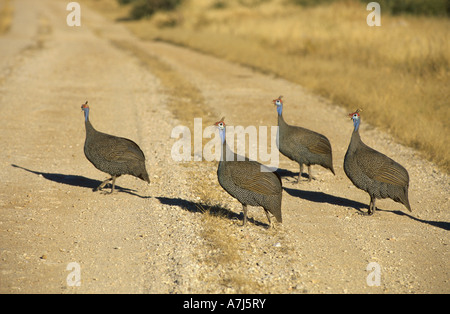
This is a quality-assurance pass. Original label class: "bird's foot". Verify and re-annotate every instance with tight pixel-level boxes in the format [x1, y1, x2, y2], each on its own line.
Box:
[100, 188, 115, 195]
[307, 175, 316, 182]
[94, 178, 112, 192]
[93, 186, 104, 192]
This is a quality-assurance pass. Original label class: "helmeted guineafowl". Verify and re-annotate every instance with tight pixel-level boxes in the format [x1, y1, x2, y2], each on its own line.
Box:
[81, 101, 150, 193]
[344, 109, 412, 215]
[273, 96, 335, 183]
[216, 118, 282, 228]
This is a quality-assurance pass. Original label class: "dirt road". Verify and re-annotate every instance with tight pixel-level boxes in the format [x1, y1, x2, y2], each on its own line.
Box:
[0, 0, 448, 294]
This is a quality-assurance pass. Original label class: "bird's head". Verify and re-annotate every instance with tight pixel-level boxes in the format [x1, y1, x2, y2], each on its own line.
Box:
[214, 117, 226, 144]
[272, 96, 283, 116]
[214, 117, 226, 130]
[81, 101, 89, 111]
[81, 101, 89, 121]
[349, 108, 362, 120]
[349, 109, 362, 130]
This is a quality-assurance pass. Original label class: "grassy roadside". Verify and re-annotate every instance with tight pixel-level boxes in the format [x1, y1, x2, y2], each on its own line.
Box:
[0, 0, 13, 35]
[81, 0, 450, 293]
[87, 0, 449, 173]
[106, 34, 263, 292]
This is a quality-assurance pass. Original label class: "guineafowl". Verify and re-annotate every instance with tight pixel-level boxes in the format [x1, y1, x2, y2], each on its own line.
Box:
[344, 109, 411, 215]
[273, 96, 335, 183]
[216, 118, 282, 228]
[81, 101, 150, 193]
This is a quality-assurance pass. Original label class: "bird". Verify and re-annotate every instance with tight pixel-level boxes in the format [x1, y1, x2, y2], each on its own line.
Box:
[343, 109, 412, 215]
[273, 96, 335, 183]
[215, 118, 282, 228]
[81, 101, 150, 193]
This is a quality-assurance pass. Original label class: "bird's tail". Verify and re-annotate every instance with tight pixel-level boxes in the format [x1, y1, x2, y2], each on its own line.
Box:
[401, 187, 412, 212]
[275, 213, 282, 223]
[329, 165, 335, 175]
[139, 171, 150, 183]
[403, 198, 412, 212]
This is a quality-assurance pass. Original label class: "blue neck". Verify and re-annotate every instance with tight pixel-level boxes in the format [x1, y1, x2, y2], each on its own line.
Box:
[83, 108, 89, 122]
[219, 127, 226, 145]
[353, 117, 360, 131]
[276, 105, 282, 116]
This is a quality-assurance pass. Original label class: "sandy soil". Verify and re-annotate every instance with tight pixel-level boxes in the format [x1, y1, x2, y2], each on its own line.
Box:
[0, 0, 448, 294]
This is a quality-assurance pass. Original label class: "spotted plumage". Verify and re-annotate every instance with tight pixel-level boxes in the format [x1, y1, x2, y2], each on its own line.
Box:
[344, 109, 411, 215]
[273, 96, 334, 182]
[81, 101, 150, 193]
[216, 119, 282, 228]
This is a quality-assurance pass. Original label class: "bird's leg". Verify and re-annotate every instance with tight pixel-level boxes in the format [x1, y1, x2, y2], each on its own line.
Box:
[297, 164, 304, 183]
[307, 165, 314, 182]
[95, 177, 113, 191]
[372, 197, 377, 214]
[264, 210, 273, 229]
[368, 196, 376, 215]
[241, 204, 248, 226]
[109, 176, 117, 194]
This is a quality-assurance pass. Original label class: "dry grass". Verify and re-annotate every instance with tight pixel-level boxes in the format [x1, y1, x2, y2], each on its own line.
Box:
[194, 184, 266, 293]
[116, 0, 450, 173]
[107, 35, 260, 291]
[110, 37, 218, 157]
[188, 163, 266, 293]
[0, 0, 13, 35]
[84, 1, 449, 290]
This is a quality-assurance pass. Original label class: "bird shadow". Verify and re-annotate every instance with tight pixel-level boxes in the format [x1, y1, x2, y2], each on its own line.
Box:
[277, 168, 309, 180]
[11, 164, 149, 198]
[284, 187, 368, 214]
[284, 187, 450, 231]
[155, 196, 269, 228]
[377, 209, 450, 231]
